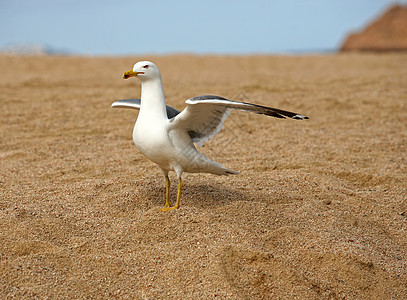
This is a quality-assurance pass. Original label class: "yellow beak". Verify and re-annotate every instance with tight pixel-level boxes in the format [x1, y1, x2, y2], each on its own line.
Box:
[123, 70, 140, 79]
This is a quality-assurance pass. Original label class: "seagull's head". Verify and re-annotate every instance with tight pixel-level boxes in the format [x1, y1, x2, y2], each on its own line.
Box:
[123, 61, 161, 81]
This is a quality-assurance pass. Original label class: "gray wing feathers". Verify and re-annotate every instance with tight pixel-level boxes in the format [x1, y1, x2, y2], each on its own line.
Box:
[186, 95, 309, 120]
[187, 107, 231, 147]
[111, 99, 181, 119]
[170, 95, 309, 146]
[111, 98, 141, 109]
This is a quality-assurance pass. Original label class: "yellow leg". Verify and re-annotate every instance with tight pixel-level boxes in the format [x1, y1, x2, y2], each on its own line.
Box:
[163, 175, 171, 208]
[161, 177, 182, 212]
[173, 177, 183, 209]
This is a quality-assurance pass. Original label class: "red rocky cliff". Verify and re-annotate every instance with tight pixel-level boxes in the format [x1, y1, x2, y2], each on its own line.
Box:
[341, 5, 407, 52]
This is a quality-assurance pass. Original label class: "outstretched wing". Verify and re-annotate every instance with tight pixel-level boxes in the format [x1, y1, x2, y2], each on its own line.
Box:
[111, 99, 181, 119]
[169, 95, 309, 147]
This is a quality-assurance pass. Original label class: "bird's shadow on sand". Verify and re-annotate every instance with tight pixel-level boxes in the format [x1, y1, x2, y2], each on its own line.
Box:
[138, 179, 268, 210]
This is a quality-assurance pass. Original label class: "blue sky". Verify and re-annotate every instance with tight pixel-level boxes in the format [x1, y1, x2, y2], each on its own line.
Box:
[1, 0, 406, 55]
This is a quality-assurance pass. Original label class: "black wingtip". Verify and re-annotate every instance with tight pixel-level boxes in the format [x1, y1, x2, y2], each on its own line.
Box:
[262, 111, 286, 119]
[292, 114, 309, 120]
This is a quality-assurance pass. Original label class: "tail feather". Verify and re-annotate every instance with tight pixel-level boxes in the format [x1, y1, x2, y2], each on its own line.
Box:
[205, 160, 240, 176]
[184, 146, 240, 175]
[224, 168, 241, 175]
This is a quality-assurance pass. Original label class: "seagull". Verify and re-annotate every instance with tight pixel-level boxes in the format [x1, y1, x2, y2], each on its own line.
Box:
[111, 61, 308, 211]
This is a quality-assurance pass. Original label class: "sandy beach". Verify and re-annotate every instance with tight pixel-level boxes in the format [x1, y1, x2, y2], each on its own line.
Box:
[0, 53, 406, 299]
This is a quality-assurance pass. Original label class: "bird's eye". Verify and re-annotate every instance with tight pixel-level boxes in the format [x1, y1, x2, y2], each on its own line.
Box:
[143, 65, 149, 69]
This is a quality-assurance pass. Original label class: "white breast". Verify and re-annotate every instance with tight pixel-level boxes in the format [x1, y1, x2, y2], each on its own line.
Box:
[133, 117, 174, 168]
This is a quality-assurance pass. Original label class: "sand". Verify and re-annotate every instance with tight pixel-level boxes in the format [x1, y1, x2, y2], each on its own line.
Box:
[0, 53, 406, 299]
